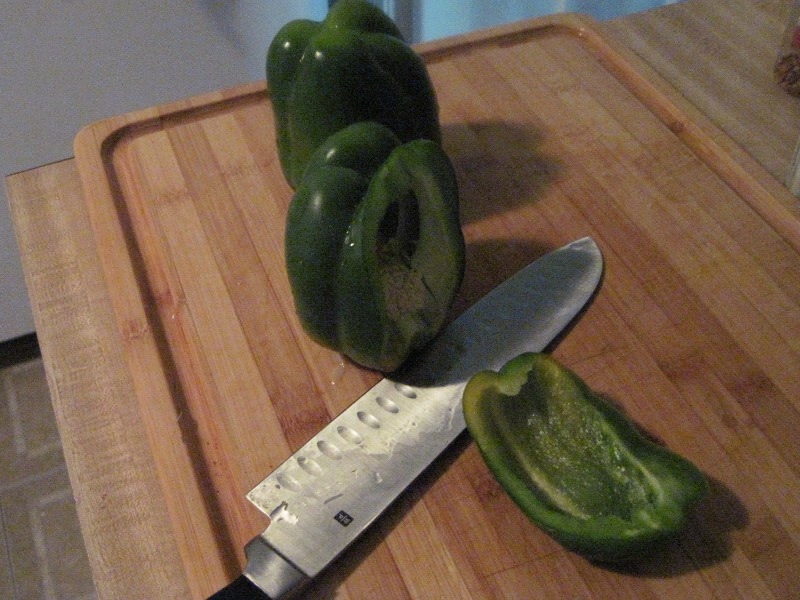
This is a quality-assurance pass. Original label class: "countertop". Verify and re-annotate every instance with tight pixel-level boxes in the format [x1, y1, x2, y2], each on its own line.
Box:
[6, 0, 800, 598]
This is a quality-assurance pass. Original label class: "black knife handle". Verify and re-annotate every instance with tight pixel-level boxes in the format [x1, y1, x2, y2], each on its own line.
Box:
[208, 575, 271, 600]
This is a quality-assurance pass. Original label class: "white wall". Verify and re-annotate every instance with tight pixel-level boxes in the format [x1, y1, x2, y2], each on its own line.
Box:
[0, 0, 325, 342]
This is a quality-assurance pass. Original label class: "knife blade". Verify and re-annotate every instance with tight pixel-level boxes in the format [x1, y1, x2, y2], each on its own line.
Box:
[210, 236, 603, 599]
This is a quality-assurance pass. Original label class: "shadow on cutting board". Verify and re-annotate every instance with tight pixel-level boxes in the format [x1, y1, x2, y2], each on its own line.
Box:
[587, 396, 750, 577]
[440, 119, 572, 313]
[604, 475, 749, 577]
[443, 120, 565, 226]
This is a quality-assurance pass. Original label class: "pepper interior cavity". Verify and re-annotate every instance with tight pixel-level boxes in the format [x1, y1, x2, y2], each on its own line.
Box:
[491, 362, 657, 522]
[463, 352, 708, 562]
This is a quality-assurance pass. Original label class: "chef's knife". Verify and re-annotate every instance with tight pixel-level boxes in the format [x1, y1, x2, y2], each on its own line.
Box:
[210, 237, 603, 599]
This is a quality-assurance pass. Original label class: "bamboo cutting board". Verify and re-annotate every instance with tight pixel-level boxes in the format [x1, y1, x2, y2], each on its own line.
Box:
[73, 14, 800, 599]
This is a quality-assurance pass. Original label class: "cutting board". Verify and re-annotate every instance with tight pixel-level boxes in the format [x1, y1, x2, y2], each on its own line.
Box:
[73, 13, 800, 599]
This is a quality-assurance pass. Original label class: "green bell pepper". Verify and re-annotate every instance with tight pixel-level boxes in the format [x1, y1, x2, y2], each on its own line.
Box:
[267, 0, 441, 188]
[285, 121, 465, 372]
[463, 352, 707, 562]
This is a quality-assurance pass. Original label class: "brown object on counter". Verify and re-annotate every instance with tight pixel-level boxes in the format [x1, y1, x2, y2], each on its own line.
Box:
[775, 51, 800, 94]
[774, 0, 800, 95]
[7, 7, 800, 600]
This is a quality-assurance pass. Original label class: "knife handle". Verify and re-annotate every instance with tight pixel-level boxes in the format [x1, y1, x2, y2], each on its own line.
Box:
[209, 535, 309, 599]
[208, 575, 271, 600]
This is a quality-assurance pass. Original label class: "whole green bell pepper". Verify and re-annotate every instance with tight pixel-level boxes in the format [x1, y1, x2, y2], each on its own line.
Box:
[285, 121, 465, 372]
[267, 0, 441, 188]
[463, 352, 707, 562]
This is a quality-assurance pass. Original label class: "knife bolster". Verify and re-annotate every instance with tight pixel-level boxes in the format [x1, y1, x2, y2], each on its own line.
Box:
[244, 534, 310, 599]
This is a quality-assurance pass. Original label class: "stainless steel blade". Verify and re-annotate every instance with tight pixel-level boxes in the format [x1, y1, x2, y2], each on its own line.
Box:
[242, 237, 603, 598]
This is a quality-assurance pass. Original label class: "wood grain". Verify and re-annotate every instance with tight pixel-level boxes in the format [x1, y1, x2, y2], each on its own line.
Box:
[603, 0, 800, 188]
[17, 11, 800, 600]
[5, 160, 194, 598]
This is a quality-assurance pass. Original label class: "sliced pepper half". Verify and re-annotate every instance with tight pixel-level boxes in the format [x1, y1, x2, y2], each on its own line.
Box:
[463, 352, 707, 562]
[267, 0, 441, 188]
[285, 121, 465, 372]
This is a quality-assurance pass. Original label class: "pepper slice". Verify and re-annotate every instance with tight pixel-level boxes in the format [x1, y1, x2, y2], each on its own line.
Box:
[267, 0, 440, 188]
[463, 352, 707, 562]
[285, 121, 465, 372]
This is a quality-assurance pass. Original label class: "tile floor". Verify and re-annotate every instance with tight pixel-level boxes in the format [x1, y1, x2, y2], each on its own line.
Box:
[0, 351, 97, 600]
